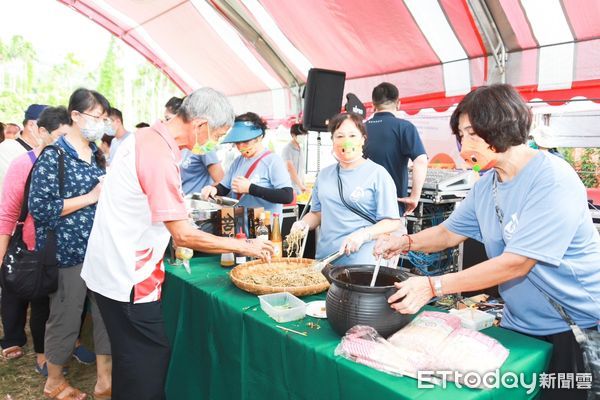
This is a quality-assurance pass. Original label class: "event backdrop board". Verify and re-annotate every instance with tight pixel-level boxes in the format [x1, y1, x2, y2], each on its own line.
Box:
[162, 256, 552, 400]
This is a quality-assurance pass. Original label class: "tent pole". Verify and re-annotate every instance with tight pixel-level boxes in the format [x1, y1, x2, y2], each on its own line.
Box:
[467, 0, 507, 84]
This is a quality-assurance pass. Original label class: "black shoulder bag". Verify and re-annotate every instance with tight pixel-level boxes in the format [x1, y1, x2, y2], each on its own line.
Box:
[336, 164, 377, 224]
[0, 146, 64, 299]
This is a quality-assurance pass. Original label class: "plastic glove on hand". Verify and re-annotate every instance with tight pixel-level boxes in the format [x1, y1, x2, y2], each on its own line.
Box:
[340, 229, 370, 256]
[290, 220, 309, 235]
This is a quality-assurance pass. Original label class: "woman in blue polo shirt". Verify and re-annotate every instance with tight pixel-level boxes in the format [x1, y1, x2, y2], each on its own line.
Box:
[200, 112, 293, 219]
[29, 88, 112, 399]
[291, 113, 402, 266]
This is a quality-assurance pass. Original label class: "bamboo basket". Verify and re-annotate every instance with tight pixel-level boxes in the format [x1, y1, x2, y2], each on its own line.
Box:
[230, 257, 330, 297]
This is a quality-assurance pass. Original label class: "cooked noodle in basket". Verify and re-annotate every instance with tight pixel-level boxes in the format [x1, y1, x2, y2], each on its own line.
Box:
[284, 229, 304, 258]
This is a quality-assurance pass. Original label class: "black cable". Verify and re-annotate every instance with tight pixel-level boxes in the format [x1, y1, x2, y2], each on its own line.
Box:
[336, 164, 376, 224]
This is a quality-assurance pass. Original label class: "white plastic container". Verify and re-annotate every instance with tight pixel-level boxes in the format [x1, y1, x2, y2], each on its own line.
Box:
[449, 308, 495, 331]
[258, 292, 306, 323]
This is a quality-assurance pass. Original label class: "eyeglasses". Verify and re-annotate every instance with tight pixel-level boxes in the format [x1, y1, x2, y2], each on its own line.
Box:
[80, 112, 111, 126]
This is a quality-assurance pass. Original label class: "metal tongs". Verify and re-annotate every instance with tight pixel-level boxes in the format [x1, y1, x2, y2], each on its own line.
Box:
[211, 195, 239, 207]
[191, 192, 240, 207]
[311, 250, 344, 272]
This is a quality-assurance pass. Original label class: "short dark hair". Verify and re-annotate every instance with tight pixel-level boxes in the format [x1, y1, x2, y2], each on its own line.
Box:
[101, 134, 114, 146]
[450, 84, 532, 153]
[372, 82, 399, 107]
[165, 96, 183, 114]
[235, 112, 268, 135]
[38, 106, 69, 133]
[327, 113, 367, 138]
[136, 122, 150, 128]
[109, 107, 123, 124]
[290, 123, 307, 136]
[0, 122, 4, 143]
[68, 88, 111, 125]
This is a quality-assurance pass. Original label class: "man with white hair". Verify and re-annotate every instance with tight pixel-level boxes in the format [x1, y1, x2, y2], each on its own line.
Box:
[82, 87, 274, 400]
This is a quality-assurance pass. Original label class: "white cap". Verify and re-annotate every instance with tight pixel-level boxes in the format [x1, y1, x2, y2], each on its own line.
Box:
[530, 125, 558, 148]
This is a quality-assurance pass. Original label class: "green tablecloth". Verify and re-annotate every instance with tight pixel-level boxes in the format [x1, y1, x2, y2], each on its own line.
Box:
[162, 256, 552, 400]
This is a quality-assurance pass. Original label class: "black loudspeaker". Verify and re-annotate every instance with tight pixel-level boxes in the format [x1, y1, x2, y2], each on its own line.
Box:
[302, 68, 346, 131]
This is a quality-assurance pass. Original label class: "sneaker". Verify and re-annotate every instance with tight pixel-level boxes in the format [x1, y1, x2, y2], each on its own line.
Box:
[72, 345, 96, 365]
[35, 362, 48, 377]
[35, 362, 68, 377]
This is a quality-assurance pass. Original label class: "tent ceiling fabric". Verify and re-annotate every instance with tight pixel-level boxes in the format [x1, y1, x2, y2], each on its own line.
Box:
[58, 0, 600, 118]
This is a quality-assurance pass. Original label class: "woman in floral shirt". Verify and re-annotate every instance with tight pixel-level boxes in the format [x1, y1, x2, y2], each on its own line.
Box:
[29, 88, 112, 400]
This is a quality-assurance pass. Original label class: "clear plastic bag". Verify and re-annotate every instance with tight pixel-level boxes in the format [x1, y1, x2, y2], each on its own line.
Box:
[388, 311, 461, 354]
[336, 312, 510, 388]
[335, 325, 430, 378]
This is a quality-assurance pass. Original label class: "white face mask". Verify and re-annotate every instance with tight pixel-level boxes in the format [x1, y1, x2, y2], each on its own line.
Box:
[80, 116, 105, 142]
[105, 122, 116, 137]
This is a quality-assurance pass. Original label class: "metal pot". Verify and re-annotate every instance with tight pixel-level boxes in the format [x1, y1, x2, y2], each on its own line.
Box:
[185, 199, 220, 219]
[184, 198, 221, 234]
[325, 265, 413, 337]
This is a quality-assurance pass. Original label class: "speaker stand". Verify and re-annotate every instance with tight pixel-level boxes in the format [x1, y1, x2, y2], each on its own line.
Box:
[316, 132, 322, 173]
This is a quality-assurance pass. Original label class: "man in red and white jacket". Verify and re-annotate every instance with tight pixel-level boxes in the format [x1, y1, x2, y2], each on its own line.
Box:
[82, 88, 273, 400]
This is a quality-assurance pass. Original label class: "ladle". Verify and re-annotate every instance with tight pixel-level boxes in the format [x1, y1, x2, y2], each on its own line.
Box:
[369, 256, 382, 287]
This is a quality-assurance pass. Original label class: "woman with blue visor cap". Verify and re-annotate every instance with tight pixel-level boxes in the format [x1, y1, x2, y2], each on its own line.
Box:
[200, 112, 293, 223]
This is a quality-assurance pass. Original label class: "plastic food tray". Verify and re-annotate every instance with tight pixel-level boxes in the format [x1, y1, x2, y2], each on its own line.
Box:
[258, 292, 306, 323]
[449, 308, 495, 331]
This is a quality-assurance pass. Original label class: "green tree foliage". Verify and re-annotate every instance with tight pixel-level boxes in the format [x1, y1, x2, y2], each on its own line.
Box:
[579, 148, 599, 188]
[563, 148, 600, 188]
[97, 37, 124, 106]
[0, 35, 182, 127]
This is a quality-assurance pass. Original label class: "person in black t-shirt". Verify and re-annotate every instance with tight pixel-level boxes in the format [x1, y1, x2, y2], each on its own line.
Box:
[364, 83, 427, 215]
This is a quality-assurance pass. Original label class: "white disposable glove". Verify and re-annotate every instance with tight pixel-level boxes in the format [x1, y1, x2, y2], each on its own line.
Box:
[290, 220, 309, 235]
[340, 228, 371, 255]
[200, 185, 217, 200]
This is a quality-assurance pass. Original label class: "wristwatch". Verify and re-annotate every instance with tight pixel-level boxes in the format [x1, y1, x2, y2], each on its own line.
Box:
[431, 276, 443, 297]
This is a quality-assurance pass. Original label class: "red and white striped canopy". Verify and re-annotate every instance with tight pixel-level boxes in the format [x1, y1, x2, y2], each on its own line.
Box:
[58, 0, 600, 119]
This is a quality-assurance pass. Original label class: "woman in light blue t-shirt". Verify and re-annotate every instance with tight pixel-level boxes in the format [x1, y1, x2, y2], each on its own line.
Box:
[375, 84, 600, 400]
[200, 112, 293, 219]
[291, 113, 402, 266]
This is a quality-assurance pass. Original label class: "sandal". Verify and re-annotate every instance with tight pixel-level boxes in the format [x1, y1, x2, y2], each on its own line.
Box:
[1, 345, 24, 360]
[93, 387, 111, 399]
[43, 382, 87, 399]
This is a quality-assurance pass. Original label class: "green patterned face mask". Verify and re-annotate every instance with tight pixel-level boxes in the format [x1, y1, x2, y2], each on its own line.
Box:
[191, 123, 220, 155]
[334, 138, 363, 163]
[192, 139, 218, 155]
[341, 140, 355, 151]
